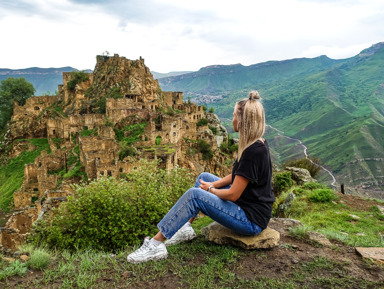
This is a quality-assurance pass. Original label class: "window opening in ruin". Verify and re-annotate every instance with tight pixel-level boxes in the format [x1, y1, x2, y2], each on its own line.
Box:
[34, 106, 40, 110]
[186, 125, 189, 130]
[193, 115, 196, 120]
[31, 196, 39, 203]
[173, 132, 176, 136]
[107, 170, 112, 176]
[173, 101, 176, 105]
[38, 162, 42, 168]
[142, 105, 145, 109]
[100, 171, 104, 176]
[119, 168, 123, 173]
[173, 123, 176, 128]
[33, 188, 38, 192]
[53, 129, 56, 135]
[155, 136, 162, 145]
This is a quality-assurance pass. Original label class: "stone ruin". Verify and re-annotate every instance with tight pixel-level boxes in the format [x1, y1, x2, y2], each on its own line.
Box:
[0, 54, 231, 250]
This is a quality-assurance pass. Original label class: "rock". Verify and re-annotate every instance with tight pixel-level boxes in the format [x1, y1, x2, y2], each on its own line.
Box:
[201, 222, 280, 249]
[356, 247, 384, 265]
[348, 214, 361, 220]
[20, 255, 30, 262]
[285, 167, 316, 185]
[268, 218, 302, 235]
[376, 205, 384, 215]
[307, 231, 332, 247]
[2, 257, 15, 263]
[275, 193, 296, 218]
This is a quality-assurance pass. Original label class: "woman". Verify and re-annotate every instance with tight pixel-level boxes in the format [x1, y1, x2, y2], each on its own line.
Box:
[127, 90, 275, 263]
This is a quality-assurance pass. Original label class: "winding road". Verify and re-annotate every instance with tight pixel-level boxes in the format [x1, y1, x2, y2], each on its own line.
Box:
[267, 125, 337, 187]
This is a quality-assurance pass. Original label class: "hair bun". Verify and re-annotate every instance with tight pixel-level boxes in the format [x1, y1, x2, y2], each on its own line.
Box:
[249, 90, 260, 100]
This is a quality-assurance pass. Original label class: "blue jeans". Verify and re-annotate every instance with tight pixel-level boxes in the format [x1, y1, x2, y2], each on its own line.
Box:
[157, 172, 262, 239]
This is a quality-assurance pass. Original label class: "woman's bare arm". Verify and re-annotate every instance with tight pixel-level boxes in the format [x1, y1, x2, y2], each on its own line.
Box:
[211, 175, 249, 202]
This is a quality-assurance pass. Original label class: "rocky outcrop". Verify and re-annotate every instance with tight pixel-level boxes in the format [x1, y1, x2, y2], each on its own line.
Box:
[285, 167, 316, 184]
[201, 221, 280, 249]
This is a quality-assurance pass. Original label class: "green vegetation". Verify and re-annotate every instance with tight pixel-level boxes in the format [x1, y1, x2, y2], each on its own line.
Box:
[114, 122, 147, 145]
[30, 159, 194, 251]
[0, 77, 35, 130]
[80, 127, 98, 137]
[197, 139, 214, 160]
[67, 71, 89, 91]
[275, 182, 384, 247]
[273, 171, 293, 195]
[0, 139, 50, 210]
[196, 118, 208, 127]
[283, 157, 321, 178]
[219, 137, 238, 155]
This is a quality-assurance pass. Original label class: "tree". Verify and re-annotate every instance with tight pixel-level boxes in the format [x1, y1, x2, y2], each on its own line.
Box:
[0, 77, 35, 130]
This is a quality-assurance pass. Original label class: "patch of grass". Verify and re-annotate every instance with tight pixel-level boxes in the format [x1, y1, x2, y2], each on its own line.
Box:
[0, 260, 28, 281]
[27, 248, 51, 270]
[0, 138, 50, 210]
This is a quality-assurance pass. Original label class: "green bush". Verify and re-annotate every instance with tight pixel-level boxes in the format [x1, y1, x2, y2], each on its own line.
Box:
[118, 143, 137, 160]
[27, 248, 51, 270]
[67, 71, 89, 91]
[29, 159, 194, 252]
[309, 188, 336, 203]
[197, 140, 214, 160]
[273, 171, 293, 195]
[301, 182, 326, 190]
[283, 157, 322, 178]
[219, 137, 238, 155]
[196, 118, 208, 127]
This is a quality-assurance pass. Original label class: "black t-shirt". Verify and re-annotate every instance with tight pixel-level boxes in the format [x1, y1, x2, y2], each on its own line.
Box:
[232, 140, 275, 229]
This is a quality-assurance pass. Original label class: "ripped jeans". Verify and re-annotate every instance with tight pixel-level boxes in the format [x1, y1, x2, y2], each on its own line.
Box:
[157, 172, 262, 239]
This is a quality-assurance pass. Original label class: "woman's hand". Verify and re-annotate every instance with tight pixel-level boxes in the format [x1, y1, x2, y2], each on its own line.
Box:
[199, 179, 213, 191]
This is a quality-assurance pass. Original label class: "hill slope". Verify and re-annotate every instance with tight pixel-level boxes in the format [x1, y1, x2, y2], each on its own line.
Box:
[159, 42, 384, 198]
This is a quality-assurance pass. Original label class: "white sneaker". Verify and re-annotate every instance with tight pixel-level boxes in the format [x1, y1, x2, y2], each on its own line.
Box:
[164, 225, 197, 246]
[127, 237, 168, 264]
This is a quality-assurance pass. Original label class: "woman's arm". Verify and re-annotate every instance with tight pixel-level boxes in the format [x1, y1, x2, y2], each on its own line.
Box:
[211, 175, 249, 202]
[199, 173, 232, 191]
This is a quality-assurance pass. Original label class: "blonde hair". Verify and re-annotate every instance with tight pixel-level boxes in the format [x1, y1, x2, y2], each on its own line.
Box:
[235, 90, 265, 159]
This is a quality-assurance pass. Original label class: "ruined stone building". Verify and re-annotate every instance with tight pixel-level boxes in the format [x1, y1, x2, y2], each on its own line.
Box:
[0, 54, 230, 250]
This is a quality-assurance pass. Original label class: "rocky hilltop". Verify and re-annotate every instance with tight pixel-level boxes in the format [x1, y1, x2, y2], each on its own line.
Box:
[0, 54, 232, 250]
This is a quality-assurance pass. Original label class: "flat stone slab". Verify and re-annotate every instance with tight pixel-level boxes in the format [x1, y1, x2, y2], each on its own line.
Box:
[356, 247, 384, 265]
[201, 221, 280, 250]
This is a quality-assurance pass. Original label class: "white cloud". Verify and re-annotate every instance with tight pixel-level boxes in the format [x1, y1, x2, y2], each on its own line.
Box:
[0, 0, 384, 72]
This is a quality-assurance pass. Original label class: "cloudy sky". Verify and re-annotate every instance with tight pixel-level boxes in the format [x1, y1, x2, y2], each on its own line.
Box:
[1, 0, 384, 72]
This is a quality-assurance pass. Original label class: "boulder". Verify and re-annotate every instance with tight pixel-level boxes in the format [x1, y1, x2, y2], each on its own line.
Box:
[275, 192, 296, 218]
[201, 222, 280, 249]
[268, 218, 302, 235]
[356, 247, 384, 265]
[285, 167, 316, 184]
[307, 231, 332, 247]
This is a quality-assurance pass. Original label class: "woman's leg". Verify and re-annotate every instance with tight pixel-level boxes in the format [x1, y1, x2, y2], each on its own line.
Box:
[157, 188, 262, 240]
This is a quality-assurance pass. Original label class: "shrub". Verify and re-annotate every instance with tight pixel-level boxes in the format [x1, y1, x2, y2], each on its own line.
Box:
[273, 171, 293, 194]
[309, 188, 336, 203]
[27, 248, 51, 270]
[196, 118, 208, 127]
[118, 143, 137, 160]
[219, 137, 238, 155]
[283, 157, 322, 178]
[209, 107, 215, 113]
[67, 71, 89, 91]
[301, 182, 326, 190]
[29, 159, 194, 252]
[197, 140, 214, 160]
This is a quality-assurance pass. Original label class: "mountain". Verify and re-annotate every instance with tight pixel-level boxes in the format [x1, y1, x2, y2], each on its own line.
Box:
[158, 42, 384, 199]
[151, 71, 193, 79]
[0, 67, 90, 96]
